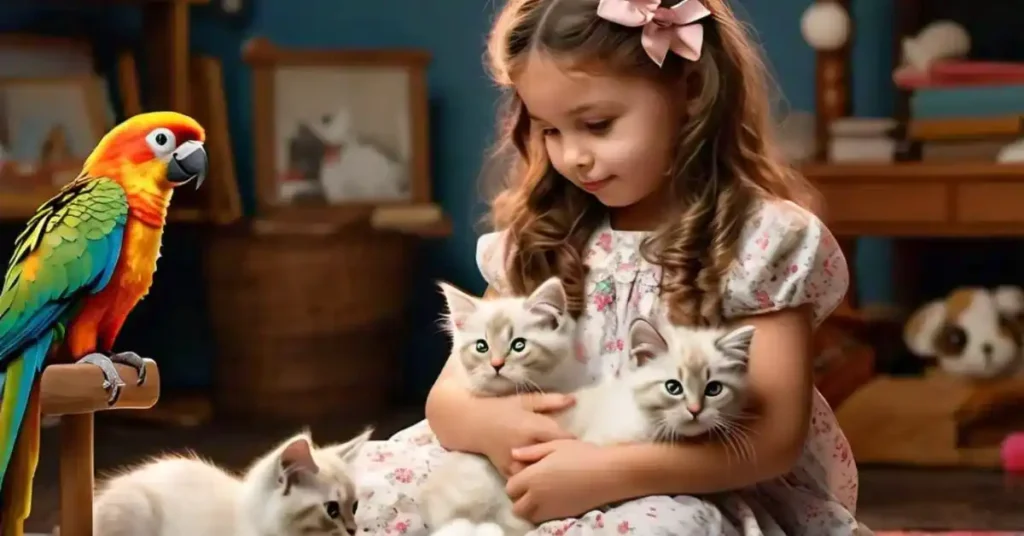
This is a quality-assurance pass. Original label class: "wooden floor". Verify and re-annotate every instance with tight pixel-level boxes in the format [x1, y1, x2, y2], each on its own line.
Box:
[24, 407, 1024, 534]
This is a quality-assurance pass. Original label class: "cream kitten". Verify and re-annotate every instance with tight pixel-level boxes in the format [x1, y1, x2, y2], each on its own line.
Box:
[626, 317, 756, 442]
[436, 276, 586, 396]
[421, 290, 755, 536]
[420, 277, 582, 535]
[93, 428, 371, 536]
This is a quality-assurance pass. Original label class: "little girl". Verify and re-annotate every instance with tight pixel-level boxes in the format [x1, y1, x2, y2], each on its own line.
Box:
[355, 0, 865, 534]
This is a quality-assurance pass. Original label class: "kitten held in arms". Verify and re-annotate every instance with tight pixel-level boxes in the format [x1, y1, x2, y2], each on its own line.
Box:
[420, 277, 584, 535]
[438, 276, 588, 396]
[92, 428, 372, 536]
[420, 277, 756, 535]
[626, 317, 756, 446]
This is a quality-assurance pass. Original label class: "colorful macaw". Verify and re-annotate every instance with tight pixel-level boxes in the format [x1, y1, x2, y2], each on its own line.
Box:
[0, 111, 207, 535]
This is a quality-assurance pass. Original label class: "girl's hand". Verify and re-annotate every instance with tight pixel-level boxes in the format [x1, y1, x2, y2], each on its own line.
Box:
[505, 440, 612, 523]
[478, 393, 577, 477]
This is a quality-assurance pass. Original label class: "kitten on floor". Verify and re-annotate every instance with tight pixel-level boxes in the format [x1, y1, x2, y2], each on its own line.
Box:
[419, 277, 755, 535]
[93, 428, 372, 536]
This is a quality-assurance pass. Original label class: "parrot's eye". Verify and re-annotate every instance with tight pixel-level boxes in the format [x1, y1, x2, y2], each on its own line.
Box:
[146, 128, 177, 157]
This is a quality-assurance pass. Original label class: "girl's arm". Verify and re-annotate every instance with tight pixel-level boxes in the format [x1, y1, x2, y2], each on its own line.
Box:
[602, 306, 815, 496]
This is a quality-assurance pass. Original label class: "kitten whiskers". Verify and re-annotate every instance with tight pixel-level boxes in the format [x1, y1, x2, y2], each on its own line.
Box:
[710, 417, 756, 466]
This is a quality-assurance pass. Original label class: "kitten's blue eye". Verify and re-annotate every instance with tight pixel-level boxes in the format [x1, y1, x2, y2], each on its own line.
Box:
[474, 340, 489, 353]
[663, 380, 683, 396]
[704, 381, 723, 397]
[324, 500, 340, 519]
[510, 337, 527, 352]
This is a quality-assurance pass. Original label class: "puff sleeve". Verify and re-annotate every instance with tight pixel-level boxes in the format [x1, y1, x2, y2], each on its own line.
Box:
[722, 201, 849, 327]
[475, 230, 511, 295]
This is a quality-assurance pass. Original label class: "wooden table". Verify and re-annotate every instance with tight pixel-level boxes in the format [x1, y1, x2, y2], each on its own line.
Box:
[803, 162, 1024, 237]
[803, 162, 1024, 311]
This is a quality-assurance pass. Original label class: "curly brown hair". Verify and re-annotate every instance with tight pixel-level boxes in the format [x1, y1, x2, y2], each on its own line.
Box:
[484, 0, 819, 326]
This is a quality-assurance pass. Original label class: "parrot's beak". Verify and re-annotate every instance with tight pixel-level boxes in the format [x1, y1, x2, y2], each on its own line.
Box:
[166, 140, 208, 189]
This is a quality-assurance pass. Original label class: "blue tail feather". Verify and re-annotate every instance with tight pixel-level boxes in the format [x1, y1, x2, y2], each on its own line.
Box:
[0, 329, 54, 488]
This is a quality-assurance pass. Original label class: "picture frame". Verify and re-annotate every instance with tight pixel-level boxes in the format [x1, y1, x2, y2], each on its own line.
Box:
[243, 37, 432, 222]
[188, 55, 243, 224]
[0, 75, 109, 219]
[0, 34, 95, 79]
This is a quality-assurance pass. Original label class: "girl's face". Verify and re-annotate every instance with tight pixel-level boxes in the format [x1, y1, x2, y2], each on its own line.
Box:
[516, 52, 680, 210]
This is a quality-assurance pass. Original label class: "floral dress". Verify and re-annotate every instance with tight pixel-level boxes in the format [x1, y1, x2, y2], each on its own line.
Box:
[353, 199, 868, 535]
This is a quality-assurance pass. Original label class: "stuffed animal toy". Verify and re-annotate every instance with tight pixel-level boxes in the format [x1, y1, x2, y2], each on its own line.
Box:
[904, 286, 1024, 379]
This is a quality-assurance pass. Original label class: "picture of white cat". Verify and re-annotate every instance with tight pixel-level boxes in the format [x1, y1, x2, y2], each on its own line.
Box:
[273, 65, 413, 205]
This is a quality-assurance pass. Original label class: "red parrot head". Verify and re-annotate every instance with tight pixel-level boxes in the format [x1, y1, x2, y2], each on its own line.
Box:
[83, 111, 208, 194]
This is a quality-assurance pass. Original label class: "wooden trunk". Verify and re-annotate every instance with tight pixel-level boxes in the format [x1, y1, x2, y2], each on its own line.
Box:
[203, 221, 417, 423]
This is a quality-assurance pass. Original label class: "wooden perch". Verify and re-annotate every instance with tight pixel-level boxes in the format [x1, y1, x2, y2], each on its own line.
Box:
[41, 358, 160, 416]
[40, 358, 161, 536]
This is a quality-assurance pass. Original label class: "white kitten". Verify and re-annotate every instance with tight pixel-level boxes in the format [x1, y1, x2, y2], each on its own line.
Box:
[436, 276, 586, 396]
[625, 317, 756, 442]
[93, 428, 372, 536]
[420, 277, 582, 535]
[420, 283, 756, 536]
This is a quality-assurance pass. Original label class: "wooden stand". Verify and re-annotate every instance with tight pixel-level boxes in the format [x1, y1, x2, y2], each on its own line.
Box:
[836, 368, 1024, 468]
[40, 359, 160, 536]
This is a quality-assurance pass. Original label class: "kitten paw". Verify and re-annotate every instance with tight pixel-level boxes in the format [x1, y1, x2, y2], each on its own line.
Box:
[429, 519, 506, 536]
[475, 522, 506, 536]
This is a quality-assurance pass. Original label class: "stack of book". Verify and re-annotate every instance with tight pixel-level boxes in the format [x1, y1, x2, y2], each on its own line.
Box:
[827, 117, 898, 163]
[894, 60, 1024, 162]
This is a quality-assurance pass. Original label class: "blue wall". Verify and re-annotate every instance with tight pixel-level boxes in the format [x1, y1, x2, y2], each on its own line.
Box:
[0, 0, 898, 397]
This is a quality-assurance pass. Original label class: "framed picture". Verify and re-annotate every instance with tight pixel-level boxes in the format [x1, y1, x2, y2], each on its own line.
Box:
[0, 34, 94, 78]
[0, 75, 109, 218]
[243, 37, 431, 221]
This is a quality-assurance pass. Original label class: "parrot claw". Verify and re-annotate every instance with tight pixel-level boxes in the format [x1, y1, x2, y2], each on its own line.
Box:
[110, 351, 148, 385]
[76, 353, 126, 405]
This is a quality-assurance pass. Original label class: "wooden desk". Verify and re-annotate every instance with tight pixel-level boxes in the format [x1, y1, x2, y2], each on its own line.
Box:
[802, 162, 1024, 313]
[803, 162, 1024, 237]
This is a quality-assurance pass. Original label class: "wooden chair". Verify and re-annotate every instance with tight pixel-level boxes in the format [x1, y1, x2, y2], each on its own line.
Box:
[39, 360, 160, 536]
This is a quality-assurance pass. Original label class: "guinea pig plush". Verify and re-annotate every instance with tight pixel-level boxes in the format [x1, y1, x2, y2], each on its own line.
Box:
[903, 287, 1023, 379]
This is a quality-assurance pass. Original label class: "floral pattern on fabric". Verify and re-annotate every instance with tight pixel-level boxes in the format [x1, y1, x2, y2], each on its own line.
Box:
[354, 199, 867, 535]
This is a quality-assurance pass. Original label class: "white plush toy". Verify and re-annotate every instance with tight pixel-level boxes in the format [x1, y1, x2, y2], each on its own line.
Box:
[997, 138, 1024, 163]
[901, 20, 971, 72]
[904, 287, 1024, 379]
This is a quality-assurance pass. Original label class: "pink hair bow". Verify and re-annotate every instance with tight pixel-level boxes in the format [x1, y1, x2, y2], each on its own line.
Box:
[596, 0, 711, 67]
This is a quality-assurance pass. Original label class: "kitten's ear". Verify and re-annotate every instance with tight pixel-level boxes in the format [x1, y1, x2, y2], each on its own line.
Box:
[628, 317, 668, 366]
[325, 426, 374, 464]
[438, 281, 479, 329]
[278, 435, 319, 492]
[715, 325, 756, 360]
[525, 277, 568, 323]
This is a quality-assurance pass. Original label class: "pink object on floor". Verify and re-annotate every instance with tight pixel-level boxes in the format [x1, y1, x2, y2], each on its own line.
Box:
[875, 532, 1024, 535]
[1001, 432, 1024, 472]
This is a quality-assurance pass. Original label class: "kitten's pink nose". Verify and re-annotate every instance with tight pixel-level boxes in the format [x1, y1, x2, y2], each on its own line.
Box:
[687, 404, 703, 416]
[491, 357, 505, 373]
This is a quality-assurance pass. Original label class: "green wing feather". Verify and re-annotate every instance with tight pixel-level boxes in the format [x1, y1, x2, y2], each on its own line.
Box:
[0, 176, 128, 494]
[0, 177, 129, 365]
